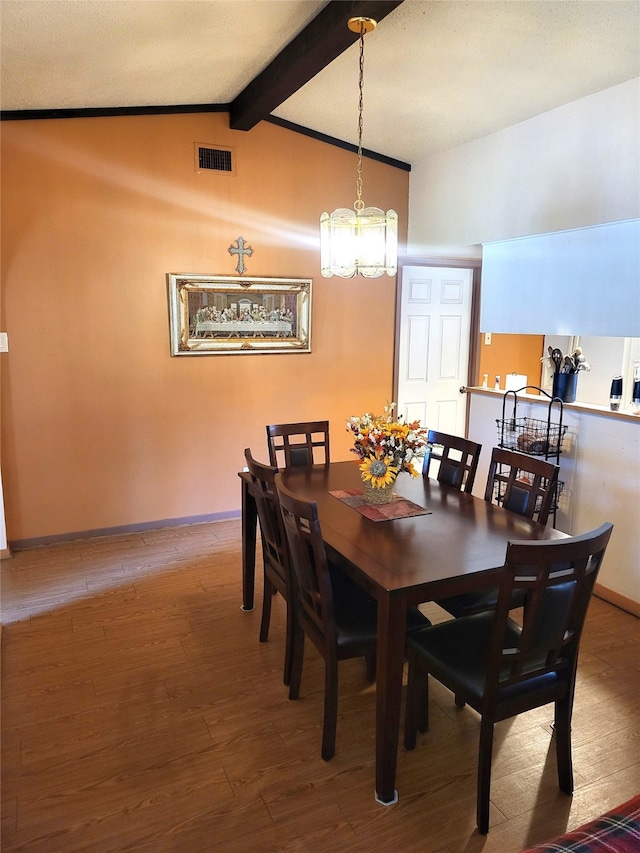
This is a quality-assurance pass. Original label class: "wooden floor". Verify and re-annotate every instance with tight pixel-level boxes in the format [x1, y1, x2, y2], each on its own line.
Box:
[1, 519, 639, 852]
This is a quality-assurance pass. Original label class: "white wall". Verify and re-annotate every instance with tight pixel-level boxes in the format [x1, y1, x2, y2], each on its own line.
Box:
[408, 78, 639, 254]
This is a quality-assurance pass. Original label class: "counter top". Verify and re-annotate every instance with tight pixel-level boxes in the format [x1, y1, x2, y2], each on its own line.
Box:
[466, 386, 640, 423]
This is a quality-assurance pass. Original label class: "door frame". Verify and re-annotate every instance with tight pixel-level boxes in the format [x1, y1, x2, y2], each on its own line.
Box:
[393, 255, 483, 436]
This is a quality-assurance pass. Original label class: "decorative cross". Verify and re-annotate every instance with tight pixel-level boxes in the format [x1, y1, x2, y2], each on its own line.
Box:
[228, 236, 253, 274]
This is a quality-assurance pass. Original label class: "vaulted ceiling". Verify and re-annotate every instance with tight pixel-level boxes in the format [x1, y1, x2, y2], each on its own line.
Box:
[1, 0, 638, 165]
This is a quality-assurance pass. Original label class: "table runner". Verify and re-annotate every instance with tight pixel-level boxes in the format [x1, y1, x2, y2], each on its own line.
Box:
[330, 488, 431, 522]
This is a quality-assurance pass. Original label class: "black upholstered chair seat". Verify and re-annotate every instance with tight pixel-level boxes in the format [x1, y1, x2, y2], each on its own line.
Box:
[330, 565, 430, 648]
[330, 566, 378, 647]
[406, 612, 560, 705]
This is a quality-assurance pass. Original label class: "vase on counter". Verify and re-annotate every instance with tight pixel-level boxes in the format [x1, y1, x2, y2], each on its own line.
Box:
[552, 372, 578, 403]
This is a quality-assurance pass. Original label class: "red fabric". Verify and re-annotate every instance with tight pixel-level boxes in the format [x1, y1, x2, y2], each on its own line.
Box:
[520, 794, 640, 852]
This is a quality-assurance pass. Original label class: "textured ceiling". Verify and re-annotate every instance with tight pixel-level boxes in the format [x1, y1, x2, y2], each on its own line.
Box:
[1, 0, 638, 164]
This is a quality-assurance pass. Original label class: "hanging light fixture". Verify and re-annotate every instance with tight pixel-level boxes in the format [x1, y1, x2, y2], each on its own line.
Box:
[320, 17, 398, 279]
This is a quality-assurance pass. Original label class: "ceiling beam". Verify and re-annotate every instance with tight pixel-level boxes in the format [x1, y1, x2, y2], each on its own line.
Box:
[229, 0, 404, 131]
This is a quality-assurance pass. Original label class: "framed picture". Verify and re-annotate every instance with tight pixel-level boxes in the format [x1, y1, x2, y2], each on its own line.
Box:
[167, 274, 312, 356]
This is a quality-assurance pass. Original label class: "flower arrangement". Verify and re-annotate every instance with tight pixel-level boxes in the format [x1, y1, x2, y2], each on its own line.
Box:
[346, 403, 429, 489]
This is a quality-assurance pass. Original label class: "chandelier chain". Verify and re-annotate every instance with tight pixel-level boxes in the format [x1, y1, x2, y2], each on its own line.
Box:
[319, 15, 397, 279]
[355, 24, 365, 211]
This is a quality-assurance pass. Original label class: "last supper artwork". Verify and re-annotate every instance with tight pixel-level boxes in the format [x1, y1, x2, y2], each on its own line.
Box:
[168, 274, 312, 356]
[189, 290, 297, 339]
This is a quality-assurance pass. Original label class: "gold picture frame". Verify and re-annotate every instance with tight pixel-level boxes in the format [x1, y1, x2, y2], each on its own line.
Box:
[167, 274, 312, 356]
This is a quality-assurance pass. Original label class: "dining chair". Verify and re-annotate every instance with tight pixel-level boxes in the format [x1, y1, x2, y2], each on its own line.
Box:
[484, 446, 560, 525]
[422, 429, 481, 493]
[404, 522, 613, 835]
[436, 447, 560, 619]
[244, 448, 294, 686]
[275, 474, 431, 761]
[266, 421, 330, 468]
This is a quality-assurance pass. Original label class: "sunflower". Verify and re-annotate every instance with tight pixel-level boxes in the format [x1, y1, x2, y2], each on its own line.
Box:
[359, 455, 399, 488]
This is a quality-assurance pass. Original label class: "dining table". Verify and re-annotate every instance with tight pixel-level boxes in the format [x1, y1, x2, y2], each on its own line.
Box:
[240, 460, 567, 805]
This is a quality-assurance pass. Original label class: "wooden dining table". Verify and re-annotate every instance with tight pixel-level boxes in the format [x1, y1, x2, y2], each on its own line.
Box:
[240, 461, 566, 805]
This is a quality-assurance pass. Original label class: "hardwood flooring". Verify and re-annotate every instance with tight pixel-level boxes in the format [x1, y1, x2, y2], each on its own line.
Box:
[1, 519, 639, 852]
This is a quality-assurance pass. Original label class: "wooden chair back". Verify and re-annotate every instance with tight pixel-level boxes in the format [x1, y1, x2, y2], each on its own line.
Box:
[244, 449, 289, 591]
[275, 475, 336, 653]
[276, 474, 380, 761]
[422, 429, 481, 493]
[266, 421, 330, 468]
[404, 522, 613, 834]
[488, 523, 613, 703]
[275, 474, 430, 761]
[484, 447, 559, 525]
[244, 448, 293, 683]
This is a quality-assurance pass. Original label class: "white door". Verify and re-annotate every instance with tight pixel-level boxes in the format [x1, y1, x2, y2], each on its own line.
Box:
[396, 265, 473, 435]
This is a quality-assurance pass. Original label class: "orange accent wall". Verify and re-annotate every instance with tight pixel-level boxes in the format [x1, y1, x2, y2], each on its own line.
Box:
[477, 334, 544, 392]
[0, 114, 409, 542]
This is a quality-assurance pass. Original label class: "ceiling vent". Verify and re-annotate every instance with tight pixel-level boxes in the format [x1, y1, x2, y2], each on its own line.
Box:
[194, 143, 236, 176]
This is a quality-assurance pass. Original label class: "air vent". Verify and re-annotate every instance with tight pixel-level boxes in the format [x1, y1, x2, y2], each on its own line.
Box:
[194, 143, 236, 176]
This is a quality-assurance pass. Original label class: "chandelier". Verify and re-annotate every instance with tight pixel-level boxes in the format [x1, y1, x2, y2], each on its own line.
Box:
[320, 17, 398, 279]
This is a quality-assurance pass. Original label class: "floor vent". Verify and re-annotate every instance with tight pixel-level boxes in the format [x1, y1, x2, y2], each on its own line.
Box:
[194, 144, 235, 175]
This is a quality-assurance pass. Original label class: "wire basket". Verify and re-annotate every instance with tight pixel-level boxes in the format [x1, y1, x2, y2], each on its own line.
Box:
[496, 417, 567, 456]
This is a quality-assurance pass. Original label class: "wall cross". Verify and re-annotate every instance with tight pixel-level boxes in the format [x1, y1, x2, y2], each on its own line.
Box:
[228, 236, 253, 274]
